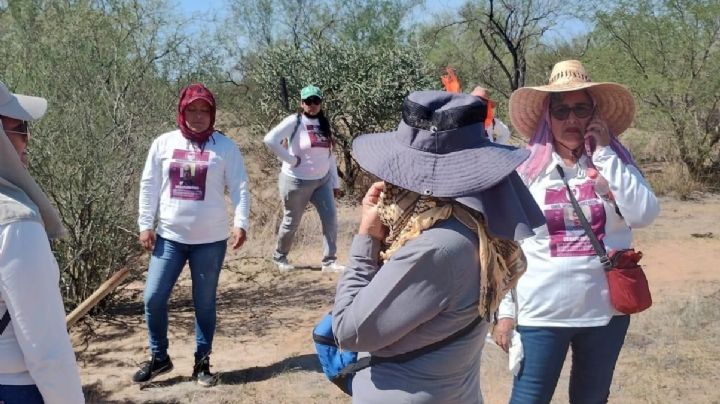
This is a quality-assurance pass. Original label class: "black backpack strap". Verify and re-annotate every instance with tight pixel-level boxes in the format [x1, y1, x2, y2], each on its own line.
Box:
[288, 113, 302, 146]
[0, 310, 10, 335]
[556, 165, 612, 270]
[338, 315, 483, 377]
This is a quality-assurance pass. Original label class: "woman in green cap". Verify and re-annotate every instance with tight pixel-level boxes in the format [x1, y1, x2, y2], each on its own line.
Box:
[263, 85, 344, 273]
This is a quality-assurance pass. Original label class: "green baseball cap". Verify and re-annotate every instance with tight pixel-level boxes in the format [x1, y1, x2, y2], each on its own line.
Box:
[300, 85, 322, 100]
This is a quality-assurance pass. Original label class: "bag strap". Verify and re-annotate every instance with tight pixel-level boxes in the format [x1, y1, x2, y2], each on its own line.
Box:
[0, 310, 10, 335]
[288, 113, 302, 147]
[339, 315, 483, 376]
[556, 165, 612, 270]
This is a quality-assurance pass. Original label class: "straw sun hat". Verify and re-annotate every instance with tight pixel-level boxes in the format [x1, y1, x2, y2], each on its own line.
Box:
[509, 60, 635, 138]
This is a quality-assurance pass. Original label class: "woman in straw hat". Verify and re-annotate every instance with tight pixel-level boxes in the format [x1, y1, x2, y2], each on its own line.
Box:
[0, 81, 84, 403]
[332, 90, 545, 403]
[134, 83, 250, 386]
[494, 60, 660, 403]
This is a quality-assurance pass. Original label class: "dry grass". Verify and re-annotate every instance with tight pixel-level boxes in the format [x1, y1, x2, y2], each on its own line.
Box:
[621, 128, 707, 199]
[643, 162, 704, 199]
[612, 287, 720, 403]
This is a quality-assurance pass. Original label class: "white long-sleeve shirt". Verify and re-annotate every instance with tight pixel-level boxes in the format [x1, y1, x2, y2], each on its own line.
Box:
[263, 114, 340, 188]
[0, 221, 85, 404]
[499, 146, 660, 327]
[138, 130, 250, 244]
[488, 118, 511, 145]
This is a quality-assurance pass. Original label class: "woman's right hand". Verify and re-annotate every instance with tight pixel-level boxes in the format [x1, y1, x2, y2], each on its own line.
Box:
[493, 317, 515, 353]
[359, 181, 387, 241]
[139, 229, 156, 251]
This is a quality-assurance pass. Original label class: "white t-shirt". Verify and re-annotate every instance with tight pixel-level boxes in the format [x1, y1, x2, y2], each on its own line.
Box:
[0, 221, 85, 404]
[487, 118, 511, 145]
[263, 114, 340, 188]
[498, 147, 660, 327]
[137, 130, 251, 244]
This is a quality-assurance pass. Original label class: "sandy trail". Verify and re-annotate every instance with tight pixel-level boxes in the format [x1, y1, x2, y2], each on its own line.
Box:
[75, 195, 720, 403]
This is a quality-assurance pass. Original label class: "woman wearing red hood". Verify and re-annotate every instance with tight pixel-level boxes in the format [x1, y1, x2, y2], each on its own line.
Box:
[134, 84, 251, 386]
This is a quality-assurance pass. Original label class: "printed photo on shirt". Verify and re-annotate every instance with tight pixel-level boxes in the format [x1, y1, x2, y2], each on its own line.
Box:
[169, 149, 209, 200]
[306, 124, 330, 148]
[544, 181, 606, 257]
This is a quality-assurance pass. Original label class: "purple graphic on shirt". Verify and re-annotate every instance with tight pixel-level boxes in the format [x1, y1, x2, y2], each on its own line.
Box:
[169, 149, 209, 200]
[306, 124, 330, 148]
[544, 180, 606, 257]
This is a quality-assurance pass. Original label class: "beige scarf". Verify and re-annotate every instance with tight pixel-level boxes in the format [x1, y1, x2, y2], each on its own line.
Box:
[0, 126, 66, 238]
[377, 183, 525, 319]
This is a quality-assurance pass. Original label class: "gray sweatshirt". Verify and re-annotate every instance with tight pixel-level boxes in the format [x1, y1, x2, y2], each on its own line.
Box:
[332, 217, 488, 404]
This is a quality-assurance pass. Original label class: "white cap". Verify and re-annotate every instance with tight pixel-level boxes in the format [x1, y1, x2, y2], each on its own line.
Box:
[0, 81, 47, 121]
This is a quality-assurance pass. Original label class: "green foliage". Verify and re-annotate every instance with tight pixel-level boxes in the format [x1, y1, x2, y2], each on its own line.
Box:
[244, 39, 437, 189]
[226, 0, 435, 190]
[317, 0, 423, 46]
[588, 0, 720, 182]
[0, 0, 221, 310]
[228, 0, 422, 48]
[420, 0, 574, 103]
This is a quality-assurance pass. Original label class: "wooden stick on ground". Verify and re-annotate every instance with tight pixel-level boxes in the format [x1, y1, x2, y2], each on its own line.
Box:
[65, 266, 132, 329]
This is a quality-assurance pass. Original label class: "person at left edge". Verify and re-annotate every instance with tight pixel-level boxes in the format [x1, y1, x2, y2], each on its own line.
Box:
[0, 81, 85, 404]
[134, 83, 250, 387]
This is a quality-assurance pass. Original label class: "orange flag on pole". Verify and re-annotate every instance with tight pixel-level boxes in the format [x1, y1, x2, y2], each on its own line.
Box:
[441, 67, 462, 93]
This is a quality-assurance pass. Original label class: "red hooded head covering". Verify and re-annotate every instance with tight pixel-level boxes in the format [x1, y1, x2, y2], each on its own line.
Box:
[177, 83, 216, 145]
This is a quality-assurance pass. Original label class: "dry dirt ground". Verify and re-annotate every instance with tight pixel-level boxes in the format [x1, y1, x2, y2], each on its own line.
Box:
[73, 193, 720, 404]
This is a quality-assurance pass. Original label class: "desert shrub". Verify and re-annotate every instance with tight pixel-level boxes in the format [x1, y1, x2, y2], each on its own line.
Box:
[0, 0, 221, 310]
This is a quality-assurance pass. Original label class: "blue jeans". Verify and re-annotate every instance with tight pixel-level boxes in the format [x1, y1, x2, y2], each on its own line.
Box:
[0, 384, 43, 404]
[274, 171, 337, 265]
[510, 315, 631, 404]
[144, 236, 227, 360]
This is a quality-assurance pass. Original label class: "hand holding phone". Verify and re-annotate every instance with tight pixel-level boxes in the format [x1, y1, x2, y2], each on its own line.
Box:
[584, 134, 597, 157]
[584, 111, 610, 155]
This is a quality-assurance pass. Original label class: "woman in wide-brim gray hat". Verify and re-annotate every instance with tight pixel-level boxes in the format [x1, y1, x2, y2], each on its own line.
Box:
[331, 90, 545, 404]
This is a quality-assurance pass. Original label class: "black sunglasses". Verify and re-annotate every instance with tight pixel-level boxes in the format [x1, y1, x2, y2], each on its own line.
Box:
[550, 104, 594, 120]
[303, 97, 322, 106]
[2, 120, 30, 136]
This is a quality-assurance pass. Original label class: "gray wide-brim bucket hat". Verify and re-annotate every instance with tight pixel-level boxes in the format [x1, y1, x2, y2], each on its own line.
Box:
[353, 90, 545, 240]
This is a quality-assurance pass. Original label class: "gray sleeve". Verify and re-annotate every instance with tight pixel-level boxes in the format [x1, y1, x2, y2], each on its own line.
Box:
[332, 234, 453, 353]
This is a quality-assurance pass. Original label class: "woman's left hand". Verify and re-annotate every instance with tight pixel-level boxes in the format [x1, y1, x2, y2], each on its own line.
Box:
[585, 117, 611, 148]
[232, 227, 247, 250]
[358, 181, 387, 241]
[492, 317, 515, 353]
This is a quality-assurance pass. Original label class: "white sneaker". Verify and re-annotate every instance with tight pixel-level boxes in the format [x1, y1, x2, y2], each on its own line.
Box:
[273, 258, 296, 272]
[321, 262, 345, 273]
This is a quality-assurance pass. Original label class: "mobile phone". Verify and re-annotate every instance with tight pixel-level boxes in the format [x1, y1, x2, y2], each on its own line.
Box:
[584, 134, 597, 156]
[584, 110, 598, 156]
